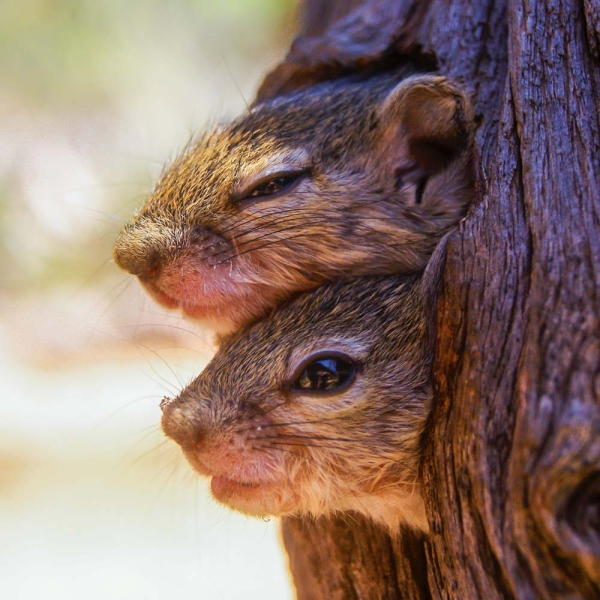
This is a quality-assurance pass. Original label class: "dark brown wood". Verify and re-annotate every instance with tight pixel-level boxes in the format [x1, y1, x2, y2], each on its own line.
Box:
[258, 0, 600, 598]
[283, 516, 430, 600]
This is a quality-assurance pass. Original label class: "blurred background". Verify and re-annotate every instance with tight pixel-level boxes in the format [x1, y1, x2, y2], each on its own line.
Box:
[0, 1, 297, 598]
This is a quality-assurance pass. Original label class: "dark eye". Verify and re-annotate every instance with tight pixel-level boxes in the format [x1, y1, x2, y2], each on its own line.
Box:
[242, 172, 304, 201]
[291, 355, 357, 393]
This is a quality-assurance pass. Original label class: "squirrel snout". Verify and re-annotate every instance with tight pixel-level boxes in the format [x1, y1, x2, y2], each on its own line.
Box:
[113, 231, 163, 280]
[161, 399, 205, 450]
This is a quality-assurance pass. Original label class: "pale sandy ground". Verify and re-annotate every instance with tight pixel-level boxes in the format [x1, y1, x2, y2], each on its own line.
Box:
[0, 290, 293, 600]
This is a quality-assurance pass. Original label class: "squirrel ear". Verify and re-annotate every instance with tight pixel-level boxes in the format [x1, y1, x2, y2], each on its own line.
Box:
[377, 75, 473, 181]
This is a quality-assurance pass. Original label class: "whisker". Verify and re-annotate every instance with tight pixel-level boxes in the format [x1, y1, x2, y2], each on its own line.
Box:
[81, 275, 132, 324]
[263, 441, 354, 450]
[74, 204, 127, 225]
[210, 217, 332, 261]
[254, 433, 360, 444]
[220, 47, 255, 126]
[236, 400, 289, 426]
[212, 214, 428, 265]
[216, 203, 331, 239]
[133, 340, 186, 390]
[118, 439, 171, 474]
[212, 191, 397, 243]
[150, 454, 187, 496]
[214, 181, 424, 247]
[254, 398, 291, 418]
[251, 444, 299, 456]
[237, 414, 354, 432]
[89, 396, 162, 432]
[215, 231, 335, 264]
[116, 322, 214, 352]
[241, 187, 406, 228]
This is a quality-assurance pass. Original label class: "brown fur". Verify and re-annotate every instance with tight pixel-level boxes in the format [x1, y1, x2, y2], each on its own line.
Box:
[113, 72, 474, 334]
[160, 241, 448, 533]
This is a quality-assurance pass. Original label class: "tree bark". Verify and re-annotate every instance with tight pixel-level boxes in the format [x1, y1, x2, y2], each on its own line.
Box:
[257, 0, 600, 598]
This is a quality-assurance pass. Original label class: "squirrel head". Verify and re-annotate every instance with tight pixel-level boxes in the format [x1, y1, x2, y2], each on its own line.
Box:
[114, 73, 474, 334]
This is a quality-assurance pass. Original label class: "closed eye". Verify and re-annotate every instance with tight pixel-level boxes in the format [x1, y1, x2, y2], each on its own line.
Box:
[238, 171, 308, 202]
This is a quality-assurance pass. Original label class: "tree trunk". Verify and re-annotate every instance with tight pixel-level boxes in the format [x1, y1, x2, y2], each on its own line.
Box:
[257, 0, 600, 598]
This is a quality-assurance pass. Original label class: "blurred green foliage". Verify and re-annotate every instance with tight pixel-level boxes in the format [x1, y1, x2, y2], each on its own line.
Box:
[0, 0, 294, 106]
[0, 178, 12, 289]
[0, 0, 296, 292]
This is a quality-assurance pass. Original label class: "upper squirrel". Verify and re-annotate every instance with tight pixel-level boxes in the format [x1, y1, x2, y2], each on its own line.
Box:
[113, 72, 474, 335]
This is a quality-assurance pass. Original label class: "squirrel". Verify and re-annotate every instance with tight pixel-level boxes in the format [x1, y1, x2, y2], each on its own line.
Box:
[113, 71, 474, 335]
[160, 239, 447, 533]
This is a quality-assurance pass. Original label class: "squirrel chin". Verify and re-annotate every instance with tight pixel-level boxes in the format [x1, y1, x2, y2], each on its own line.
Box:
[213, 477, 429, 535]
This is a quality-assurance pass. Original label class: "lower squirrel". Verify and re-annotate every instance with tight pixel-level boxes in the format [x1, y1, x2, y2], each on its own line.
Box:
[160, 238, 448, 533]
[113, 71, 474, 335]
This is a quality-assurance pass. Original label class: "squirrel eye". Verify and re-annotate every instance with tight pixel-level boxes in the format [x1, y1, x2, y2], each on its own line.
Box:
[291, 355, 357, 393]
[241, 172, 305, 201]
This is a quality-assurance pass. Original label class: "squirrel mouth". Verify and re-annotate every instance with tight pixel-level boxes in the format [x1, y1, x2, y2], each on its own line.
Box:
[210, 474, 300, 517]
[139, 279, 214, 317]
[182, 451, 284, 507]
[138, 279, 180, 309]
[210, 476, 263, 500]
[140, 276, 228, 311]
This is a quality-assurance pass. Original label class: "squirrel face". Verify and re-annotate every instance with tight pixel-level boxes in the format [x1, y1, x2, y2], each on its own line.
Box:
[114, 73, 474, 334]
[160, 262, 441, 533]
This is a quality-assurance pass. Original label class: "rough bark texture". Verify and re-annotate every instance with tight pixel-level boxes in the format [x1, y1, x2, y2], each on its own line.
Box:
[257, 1, 600, 598]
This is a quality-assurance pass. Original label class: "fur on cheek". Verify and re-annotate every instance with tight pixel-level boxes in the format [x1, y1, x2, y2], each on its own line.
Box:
[275, 461, 428, 533]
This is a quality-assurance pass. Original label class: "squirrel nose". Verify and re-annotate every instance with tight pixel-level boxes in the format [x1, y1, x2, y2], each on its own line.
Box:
[113, 230, 163, 280]
[161, 398, 205, 449]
